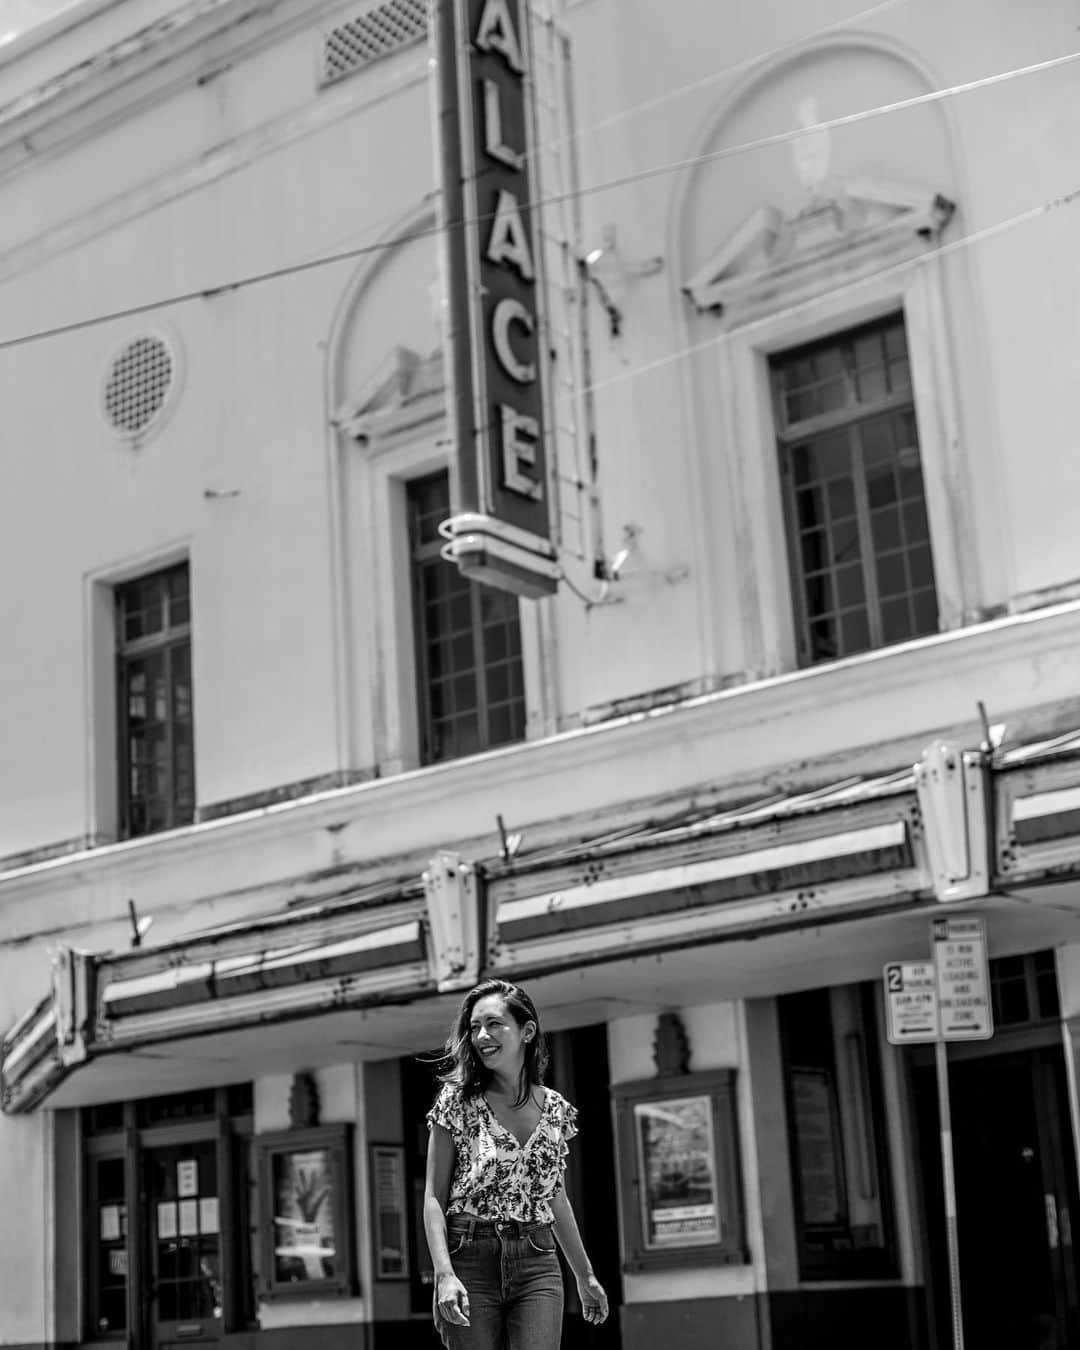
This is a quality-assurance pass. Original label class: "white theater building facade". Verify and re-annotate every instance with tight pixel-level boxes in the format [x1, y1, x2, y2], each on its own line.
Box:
[2, 2, 1080, 1350]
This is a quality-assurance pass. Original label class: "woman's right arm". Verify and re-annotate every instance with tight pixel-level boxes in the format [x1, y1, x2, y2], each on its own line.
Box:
[423, 1122, 470, 1326]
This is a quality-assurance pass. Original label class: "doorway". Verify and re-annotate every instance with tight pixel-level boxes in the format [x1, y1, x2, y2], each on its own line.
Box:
[144, 1138, 225, 1348]
[914, 1044, 1080, 1350]
[549, 1023, 623, 1350]
[83, 1086, 254, 1346]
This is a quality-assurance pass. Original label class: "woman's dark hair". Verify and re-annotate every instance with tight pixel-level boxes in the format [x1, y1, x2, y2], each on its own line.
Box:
[436, 979, 548, 1106]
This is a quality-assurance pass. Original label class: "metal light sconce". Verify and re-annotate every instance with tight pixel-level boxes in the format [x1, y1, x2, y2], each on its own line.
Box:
[581, 225, 664, 339]
[580, 254, 623, 339]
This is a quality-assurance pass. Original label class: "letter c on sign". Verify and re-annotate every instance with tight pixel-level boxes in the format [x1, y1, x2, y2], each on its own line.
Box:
[492, 298, 536, 384]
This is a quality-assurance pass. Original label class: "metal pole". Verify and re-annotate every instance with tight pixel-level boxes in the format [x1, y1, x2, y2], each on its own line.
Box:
[935, 1035, 965, 1350]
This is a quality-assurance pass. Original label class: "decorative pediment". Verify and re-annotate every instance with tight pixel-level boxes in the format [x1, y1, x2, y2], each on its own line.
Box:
[684, 178, 956, 325]
[335, 345, 445, 443]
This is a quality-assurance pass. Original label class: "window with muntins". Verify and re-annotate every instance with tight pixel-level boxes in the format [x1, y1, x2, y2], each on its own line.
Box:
[773, 315, 938, 665]
[116, 563, 194, 837]
[407, 472, 526, 764]
[990, 950, 1060, 1028]
[83, 1085, 254, 1340]
[779, 984, 898, 1281]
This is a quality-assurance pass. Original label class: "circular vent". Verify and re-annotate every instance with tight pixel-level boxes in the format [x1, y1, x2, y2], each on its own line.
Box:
[103, 335, 176, 439]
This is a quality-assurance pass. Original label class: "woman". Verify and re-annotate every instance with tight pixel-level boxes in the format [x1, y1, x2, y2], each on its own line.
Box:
[423, 979, 609, 1349]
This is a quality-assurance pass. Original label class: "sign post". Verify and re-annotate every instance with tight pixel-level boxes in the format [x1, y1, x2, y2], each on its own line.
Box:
[934, 1034, 963, 1350]
[929, 916, 992, 1350]
[884, 916, 992, 1350]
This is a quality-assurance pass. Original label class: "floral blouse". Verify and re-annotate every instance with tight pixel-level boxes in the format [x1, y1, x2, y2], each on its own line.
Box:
[427, 1083, 578, 1223]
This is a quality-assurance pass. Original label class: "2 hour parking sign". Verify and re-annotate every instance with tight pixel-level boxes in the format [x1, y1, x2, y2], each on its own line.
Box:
[884, 961, 940, 1044]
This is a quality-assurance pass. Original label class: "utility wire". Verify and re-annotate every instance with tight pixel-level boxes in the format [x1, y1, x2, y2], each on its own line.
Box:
[555, 47, 1080, 203]
[584, 183, 1080, 401]
[548, 180, 1080, 601]
[528, 0, 909, 157]
[0, 47, 1077, 354]
[405, 180, 1080, 532]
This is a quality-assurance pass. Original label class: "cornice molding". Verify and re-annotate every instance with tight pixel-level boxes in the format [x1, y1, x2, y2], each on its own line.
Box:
[4, 599, 1080, 932]
[0, 0, 123, 68]
[334, 345, 446, 447]
[0, 0, 352, 175]
[684, 177, 956, 326]
[0, 26, 428, 285]
[0, 0, 257, 146]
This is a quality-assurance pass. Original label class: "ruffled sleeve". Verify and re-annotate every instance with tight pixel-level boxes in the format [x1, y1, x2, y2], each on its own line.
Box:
[426, 1083, 464, 1143]
[554, 1093, 579, 1178]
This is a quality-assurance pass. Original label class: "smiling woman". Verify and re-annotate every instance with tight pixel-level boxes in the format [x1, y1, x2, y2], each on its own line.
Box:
[423, 979, 609, 1349]
[0, 0, 91, 46]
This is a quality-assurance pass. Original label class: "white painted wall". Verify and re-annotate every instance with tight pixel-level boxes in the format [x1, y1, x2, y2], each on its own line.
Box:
[0, 1113, 49, 1341]
[1, 0, 1080, 1340]
[1, 0, 1079, 861]
[0, 3, 441, 854]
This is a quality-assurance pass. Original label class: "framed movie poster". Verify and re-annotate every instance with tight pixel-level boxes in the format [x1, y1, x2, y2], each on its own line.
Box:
[635, 1093, 722, 1249]
[370, 1144, 410, 1280]
[256, 1124, 355, 1300]
[614, 1070, 744, 1271]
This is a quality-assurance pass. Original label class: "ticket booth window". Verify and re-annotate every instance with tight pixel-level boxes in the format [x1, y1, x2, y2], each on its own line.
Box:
[779, 984, 898, 1280]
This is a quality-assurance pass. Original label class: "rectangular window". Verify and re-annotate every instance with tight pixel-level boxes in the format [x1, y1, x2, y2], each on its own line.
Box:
[116, 563, 194, 837]
[779, 984, 897, 1280]
[773, 315, 938, 665]
[88, 1154, 128, 1338]
[990, 950, 1061, 1027]
[407, 472, 526, 764]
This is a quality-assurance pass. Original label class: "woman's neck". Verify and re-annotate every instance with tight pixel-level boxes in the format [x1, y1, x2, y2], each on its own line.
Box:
[487, 1067, 529, 1101]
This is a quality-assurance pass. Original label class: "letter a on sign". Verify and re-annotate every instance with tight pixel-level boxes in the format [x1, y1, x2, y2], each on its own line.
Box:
[486, 189, 535, 280]
[474, 0, 524, 73]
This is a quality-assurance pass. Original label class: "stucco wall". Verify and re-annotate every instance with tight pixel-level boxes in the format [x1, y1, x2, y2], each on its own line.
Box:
[1, 0, 1080, 860]
[2, 1, 1080, 1342]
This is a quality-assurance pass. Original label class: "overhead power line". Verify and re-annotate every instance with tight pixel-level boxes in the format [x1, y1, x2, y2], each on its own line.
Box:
[428, 178, 1080, 454]
[0, 46, 1076, 354]
[531, 0, 909, 157]
[583, 182, 1080, 402]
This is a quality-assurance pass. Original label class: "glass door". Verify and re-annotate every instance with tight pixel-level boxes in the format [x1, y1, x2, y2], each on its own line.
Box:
[145, 1140, 224, 1347]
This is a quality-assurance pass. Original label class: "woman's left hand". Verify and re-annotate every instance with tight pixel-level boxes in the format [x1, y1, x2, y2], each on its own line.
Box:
[577, 1273, 609, 1325]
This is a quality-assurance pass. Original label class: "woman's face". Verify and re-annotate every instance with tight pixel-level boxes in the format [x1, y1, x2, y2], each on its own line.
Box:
[469, 993, 534, 1075]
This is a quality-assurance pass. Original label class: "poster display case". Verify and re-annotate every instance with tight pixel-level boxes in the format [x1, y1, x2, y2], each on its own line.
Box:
[255, 1124, 355, 1301]
[613, 1070, 744, 1271]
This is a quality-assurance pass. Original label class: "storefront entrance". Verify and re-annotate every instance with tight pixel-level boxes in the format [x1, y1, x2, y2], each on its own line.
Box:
[144, 1139, 224, 1347]
[83, 1086, 253, 1347]
[915, 1043, 1080, 1350]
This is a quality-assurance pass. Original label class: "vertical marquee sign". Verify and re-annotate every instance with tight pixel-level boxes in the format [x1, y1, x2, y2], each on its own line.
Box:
[432, 0, 560, 597]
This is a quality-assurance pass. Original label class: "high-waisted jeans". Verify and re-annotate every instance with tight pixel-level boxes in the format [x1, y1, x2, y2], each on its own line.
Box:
[434, 1215, 564, 1350]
